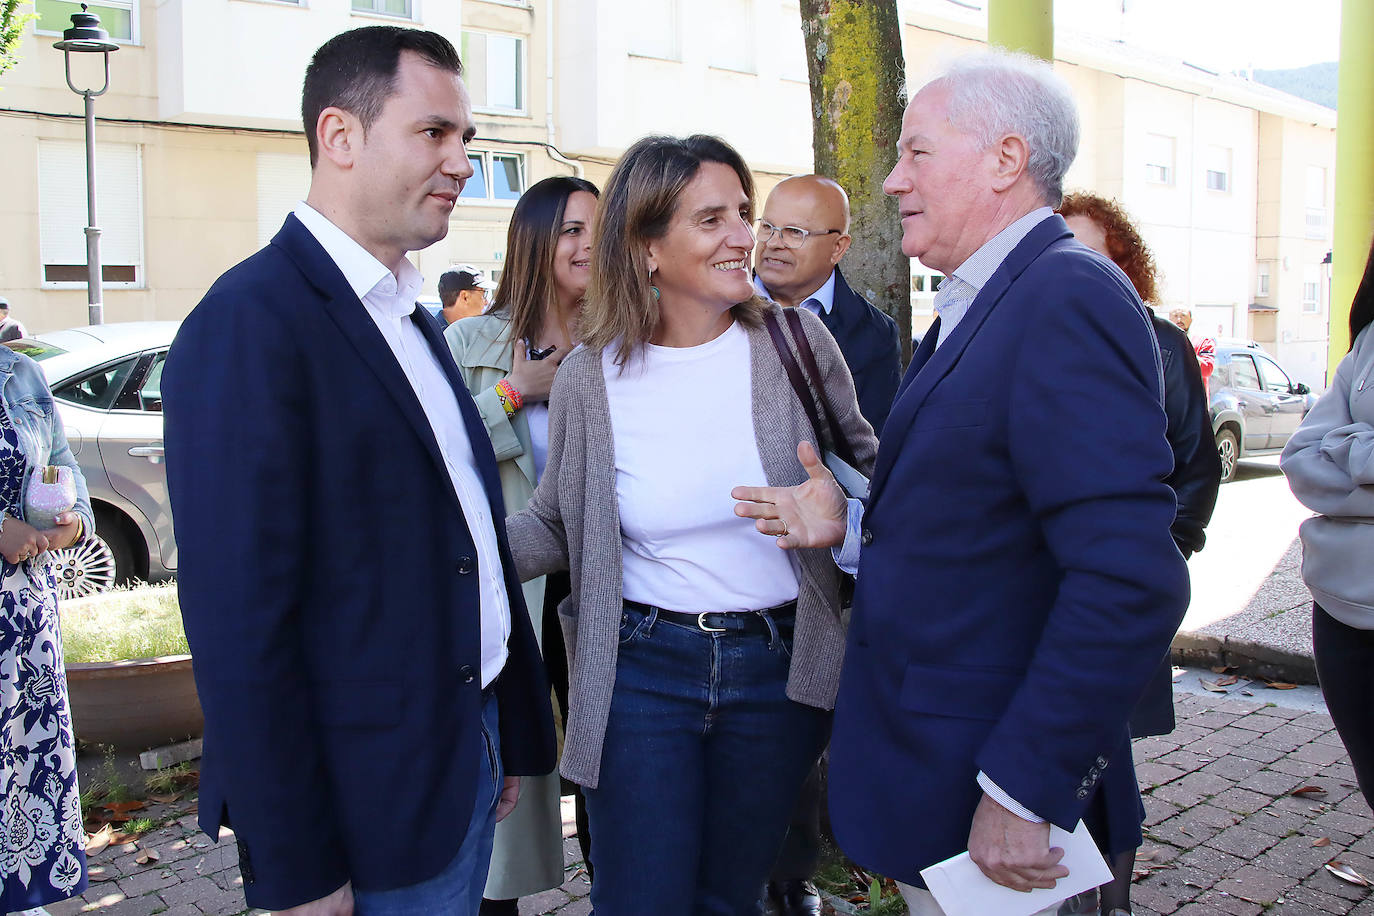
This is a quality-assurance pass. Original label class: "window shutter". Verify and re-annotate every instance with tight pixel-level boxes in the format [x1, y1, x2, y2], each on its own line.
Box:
[38, 139, 143, 277]
[256, 152, 312, 248]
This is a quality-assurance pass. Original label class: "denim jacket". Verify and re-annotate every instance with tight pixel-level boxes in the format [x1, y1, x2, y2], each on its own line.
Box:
[0, 346, 95, 536]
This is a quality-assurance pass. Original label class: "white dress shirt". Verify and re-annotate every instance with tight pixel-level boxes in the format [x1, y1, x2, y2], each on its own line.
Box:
[294, 203, 511, 687]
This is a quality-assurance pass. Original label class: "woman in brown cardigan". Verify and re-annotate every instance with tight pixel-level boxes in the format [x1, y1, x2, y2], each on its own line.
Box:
[505, 135, 877, 915]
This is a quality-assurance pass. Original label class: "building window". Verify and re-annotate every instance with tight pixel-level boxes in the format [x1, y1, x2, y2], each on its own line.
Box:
[1205, 145, 1231, 192]
[1305, 165, 1328, 240]
[709, 0, 756, 72]
[1256, 262, 1270, 298]
[1302, 265, 1321, 313]
[256, 152, 312, 249]
[461, 31, 524, 113]
[35, 0, 134, 42]
[1144, 134, 1174, 186]
[38, 139, 143, 287]
[461, 151, 525, 203]
[351, 0, 412, 17]
[629, 0, 680, 60]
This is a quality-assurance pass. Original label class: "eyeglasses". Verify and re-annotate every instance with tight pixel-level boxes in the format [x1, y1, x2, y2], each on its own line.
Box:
[755, 220, 843, 250]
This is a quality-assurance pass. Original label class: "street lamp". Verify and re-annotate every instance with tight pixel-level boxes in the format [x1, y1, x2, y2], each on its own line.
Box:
[54, 4, 118, 326]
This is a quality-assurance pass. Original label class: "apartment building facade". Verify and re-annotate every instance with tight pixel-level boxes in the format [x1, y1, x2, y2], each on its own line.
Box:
[0, 0, 1337, 384]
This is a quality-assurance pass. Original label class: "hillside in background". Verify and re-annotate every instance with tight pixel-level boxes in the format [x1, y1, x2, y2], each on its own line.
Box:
[1252, 62, 1339, 110]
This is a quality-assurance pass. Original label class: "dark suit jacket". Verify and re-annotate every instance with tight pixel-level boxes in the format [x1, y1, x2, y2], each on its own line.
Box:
[818, 268, 902, 435]
[163, 215, 556, 910]
[1130, 315, 1223, 737]
[827, 215, 1189, 882]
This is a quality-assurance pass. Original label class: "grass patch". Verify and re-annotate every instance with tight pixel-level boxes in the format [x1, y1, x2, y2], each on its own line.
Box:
[60, 583, 188, 664]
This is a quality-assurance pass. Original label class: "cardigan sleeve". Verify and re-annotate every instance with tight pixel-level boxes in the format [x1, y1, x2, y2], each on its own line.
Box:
[505, 351, 585, 581]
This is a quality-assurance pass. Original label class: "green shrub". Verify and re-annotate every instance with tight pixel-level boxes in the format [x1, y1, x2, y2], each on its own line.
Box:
[60, 584, 189, 664]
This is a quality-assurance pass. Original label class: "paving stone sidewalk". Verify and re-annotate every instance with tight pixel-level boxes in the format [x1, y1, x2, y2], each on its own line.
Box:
[52, 689, 1374, 915]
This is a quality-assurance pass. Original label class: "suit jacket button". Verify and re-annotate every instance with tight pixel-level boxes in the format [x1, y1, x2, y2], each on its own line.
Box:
[457, 556, 474, 574]
[861, 528, 874, 546]
[1096, 756, 1109, 769]
[459, 665, 476, 683]
[1076, 788, 1090, 800]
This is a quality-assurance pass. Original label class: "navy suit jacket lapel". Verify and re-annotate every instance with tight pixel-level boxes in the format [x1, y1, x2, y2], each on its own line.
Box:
[820, 268, 857, 344]
[411, 304, 509, 519]
[865, 216, 1072, 511]
[271, 215, 500, 520]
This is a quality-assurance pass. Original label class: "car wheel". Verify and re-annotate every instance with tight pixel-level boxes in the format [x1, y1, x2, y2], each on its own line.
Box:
[48, 521, 134, 600]
[1216, 428, 1239, 484]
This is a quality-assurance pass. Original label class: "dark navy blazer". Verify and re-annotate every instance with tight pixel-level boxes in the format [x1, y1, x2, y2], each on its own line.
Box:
[826, 215, 1189, 883]
[818, 268, 902, 435]
[164, 215, 556, 910]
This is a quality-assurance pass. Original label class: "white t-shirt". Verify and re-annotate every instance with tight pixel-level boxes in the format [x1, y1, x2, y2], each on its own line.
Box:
[602, 321, 800, 612]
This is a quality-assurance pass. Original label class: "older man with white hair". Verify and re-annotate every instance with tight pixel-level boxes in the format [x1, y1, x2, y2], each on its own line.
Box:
[733, 49, 1188, 916]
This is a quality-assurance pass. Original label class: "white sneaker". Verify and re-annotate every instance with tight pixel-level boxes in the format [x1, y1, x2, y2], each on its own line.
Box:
[19, 908, 53, 916]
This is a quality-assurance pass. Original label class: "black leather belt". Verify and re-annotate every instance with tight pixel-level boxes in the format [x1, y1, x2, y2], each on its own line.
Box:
[624, 599, 797, 634]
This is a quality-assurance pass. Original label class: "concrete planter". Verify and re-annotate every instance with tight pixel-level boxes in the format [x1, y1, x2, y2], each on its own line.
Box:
[66, 655, 203, 751]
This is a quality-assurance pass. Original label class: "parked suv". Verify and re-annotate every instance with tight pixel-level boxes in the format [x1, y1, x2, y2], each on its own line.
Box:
[1209, 340, 1316, 483]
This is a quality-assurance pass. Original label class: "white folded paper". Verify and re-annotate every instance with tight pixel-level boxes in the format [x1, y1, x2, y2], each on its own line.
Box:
[918, 819, 1111, 916]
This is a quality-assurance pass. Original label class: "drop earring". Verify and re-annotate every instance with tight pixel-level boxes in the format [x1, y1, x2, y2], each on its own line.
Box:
[648, 266, 660, 301]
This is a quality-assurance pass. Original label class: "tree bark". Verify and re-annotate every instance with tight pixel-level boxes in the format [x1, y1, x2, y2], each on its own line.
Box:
[801, 0, 910, 362]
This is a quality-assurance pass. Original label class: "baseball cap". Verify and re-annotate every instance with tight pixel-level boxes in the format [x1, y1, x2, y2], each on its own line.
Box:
[439, 265, 496, 296]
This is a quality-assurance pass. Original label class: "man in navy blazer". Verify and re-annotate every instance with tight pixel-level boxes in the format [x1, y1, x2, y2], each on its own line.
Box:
[164, 27, 554, 915]
[754, 175, 902, 435]
[735, 51, 1187, 915]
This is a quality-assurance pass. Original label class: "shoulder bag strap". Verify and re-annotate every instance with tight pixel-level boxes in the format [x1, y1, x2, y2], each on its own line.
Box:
[763, 310, 825, 447]
[783, 309, 859, 468]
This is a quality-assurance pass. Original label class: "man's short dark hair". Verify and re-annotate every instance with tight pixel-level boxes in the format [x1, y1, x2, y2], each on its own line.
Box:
[301, 26, 463, 168]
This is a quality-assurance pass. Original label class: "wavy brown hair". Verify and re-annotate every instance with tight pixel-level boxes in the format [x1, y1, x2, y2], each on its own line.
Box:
[1060, 191, 1160, 304]
[489, 176, 600, 345]
[579, 134, 766, 366]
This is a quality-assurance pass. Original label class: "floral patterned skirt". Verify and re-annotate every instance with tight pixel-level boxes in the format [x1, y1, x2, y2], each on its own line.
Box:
[0, 555, 87, 908]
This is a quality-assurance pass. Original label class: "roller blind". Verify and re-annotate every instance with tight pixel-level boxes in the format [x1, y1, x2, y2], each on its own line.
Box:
[38, 139, 143, 282]
[256, 152, 312, 248]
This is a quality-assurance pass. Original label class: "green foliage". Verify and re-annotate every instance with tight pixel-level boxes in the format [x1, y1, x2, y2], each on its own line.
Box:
[145, 761, 196, 795]
[60, 583, 190, 664]
[0, 0, 36, 78]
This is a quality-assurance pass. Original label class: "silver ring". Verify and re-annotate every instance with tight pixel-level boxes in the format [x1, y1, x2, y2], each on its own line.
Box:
[779, 519, 789, 537]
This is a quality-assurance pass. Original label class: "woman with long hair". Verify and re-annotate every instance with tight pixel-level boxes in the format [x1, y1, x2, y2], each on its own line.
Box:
[444, 174, 600, 915]
[1060, 191, 1222, 916]
[505, 135, 876, 914]
[1282, 238, 1374, 808]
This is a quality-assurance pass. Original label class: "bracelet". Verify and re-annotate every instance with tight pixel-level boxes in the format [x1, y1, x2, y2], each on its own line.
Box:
[495, 379, 524, 417]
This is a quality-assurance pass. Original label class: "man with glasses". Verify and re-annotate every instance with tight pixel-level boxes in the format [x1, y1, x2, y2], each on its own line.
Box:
[439, 265, 496, 326]
[754, 175, 901, 436]
[753, 175, 900, 916]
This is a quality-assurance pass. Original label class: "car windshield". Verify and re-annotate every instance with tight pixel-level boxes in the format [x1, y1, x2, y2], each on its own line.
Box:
[4, 339, 68, 362]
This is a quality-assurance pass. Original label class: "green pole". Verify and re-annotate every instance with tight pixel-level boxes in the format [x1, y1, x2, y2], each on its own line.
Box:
[1330, 0, 1374, 373]
[987, 0, 1053, 61]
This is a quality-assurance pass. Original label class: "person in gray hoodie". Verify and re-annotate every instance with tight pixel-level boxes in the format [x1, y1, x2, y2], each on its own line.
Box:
[1281, 237, 1374, 805]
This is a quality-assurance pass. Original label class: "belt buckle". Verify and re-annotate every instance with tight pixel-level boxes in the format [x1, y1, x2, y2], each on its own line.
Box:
[696, 612, 727, 633]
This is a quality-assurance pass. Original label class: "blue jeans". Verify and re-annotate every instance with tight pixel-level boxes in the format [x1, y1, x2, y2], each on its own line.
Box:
[353, 696, 502, 916]
[584, 602, 829, 916]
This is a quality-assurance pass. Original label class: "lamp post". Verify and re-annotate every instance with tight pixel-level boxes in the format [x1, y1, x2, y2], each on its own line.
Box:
[54, 4, 118, 326]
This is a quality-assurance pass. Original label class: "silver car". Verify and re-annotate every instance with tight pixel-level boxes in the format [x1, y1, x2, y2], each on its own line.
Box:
[8, 322, 178, 598]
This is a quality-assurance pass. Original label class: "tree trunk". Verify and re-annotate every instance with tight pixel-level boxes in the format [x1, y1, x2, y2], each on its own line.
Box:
[801, 0, 911, 362]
